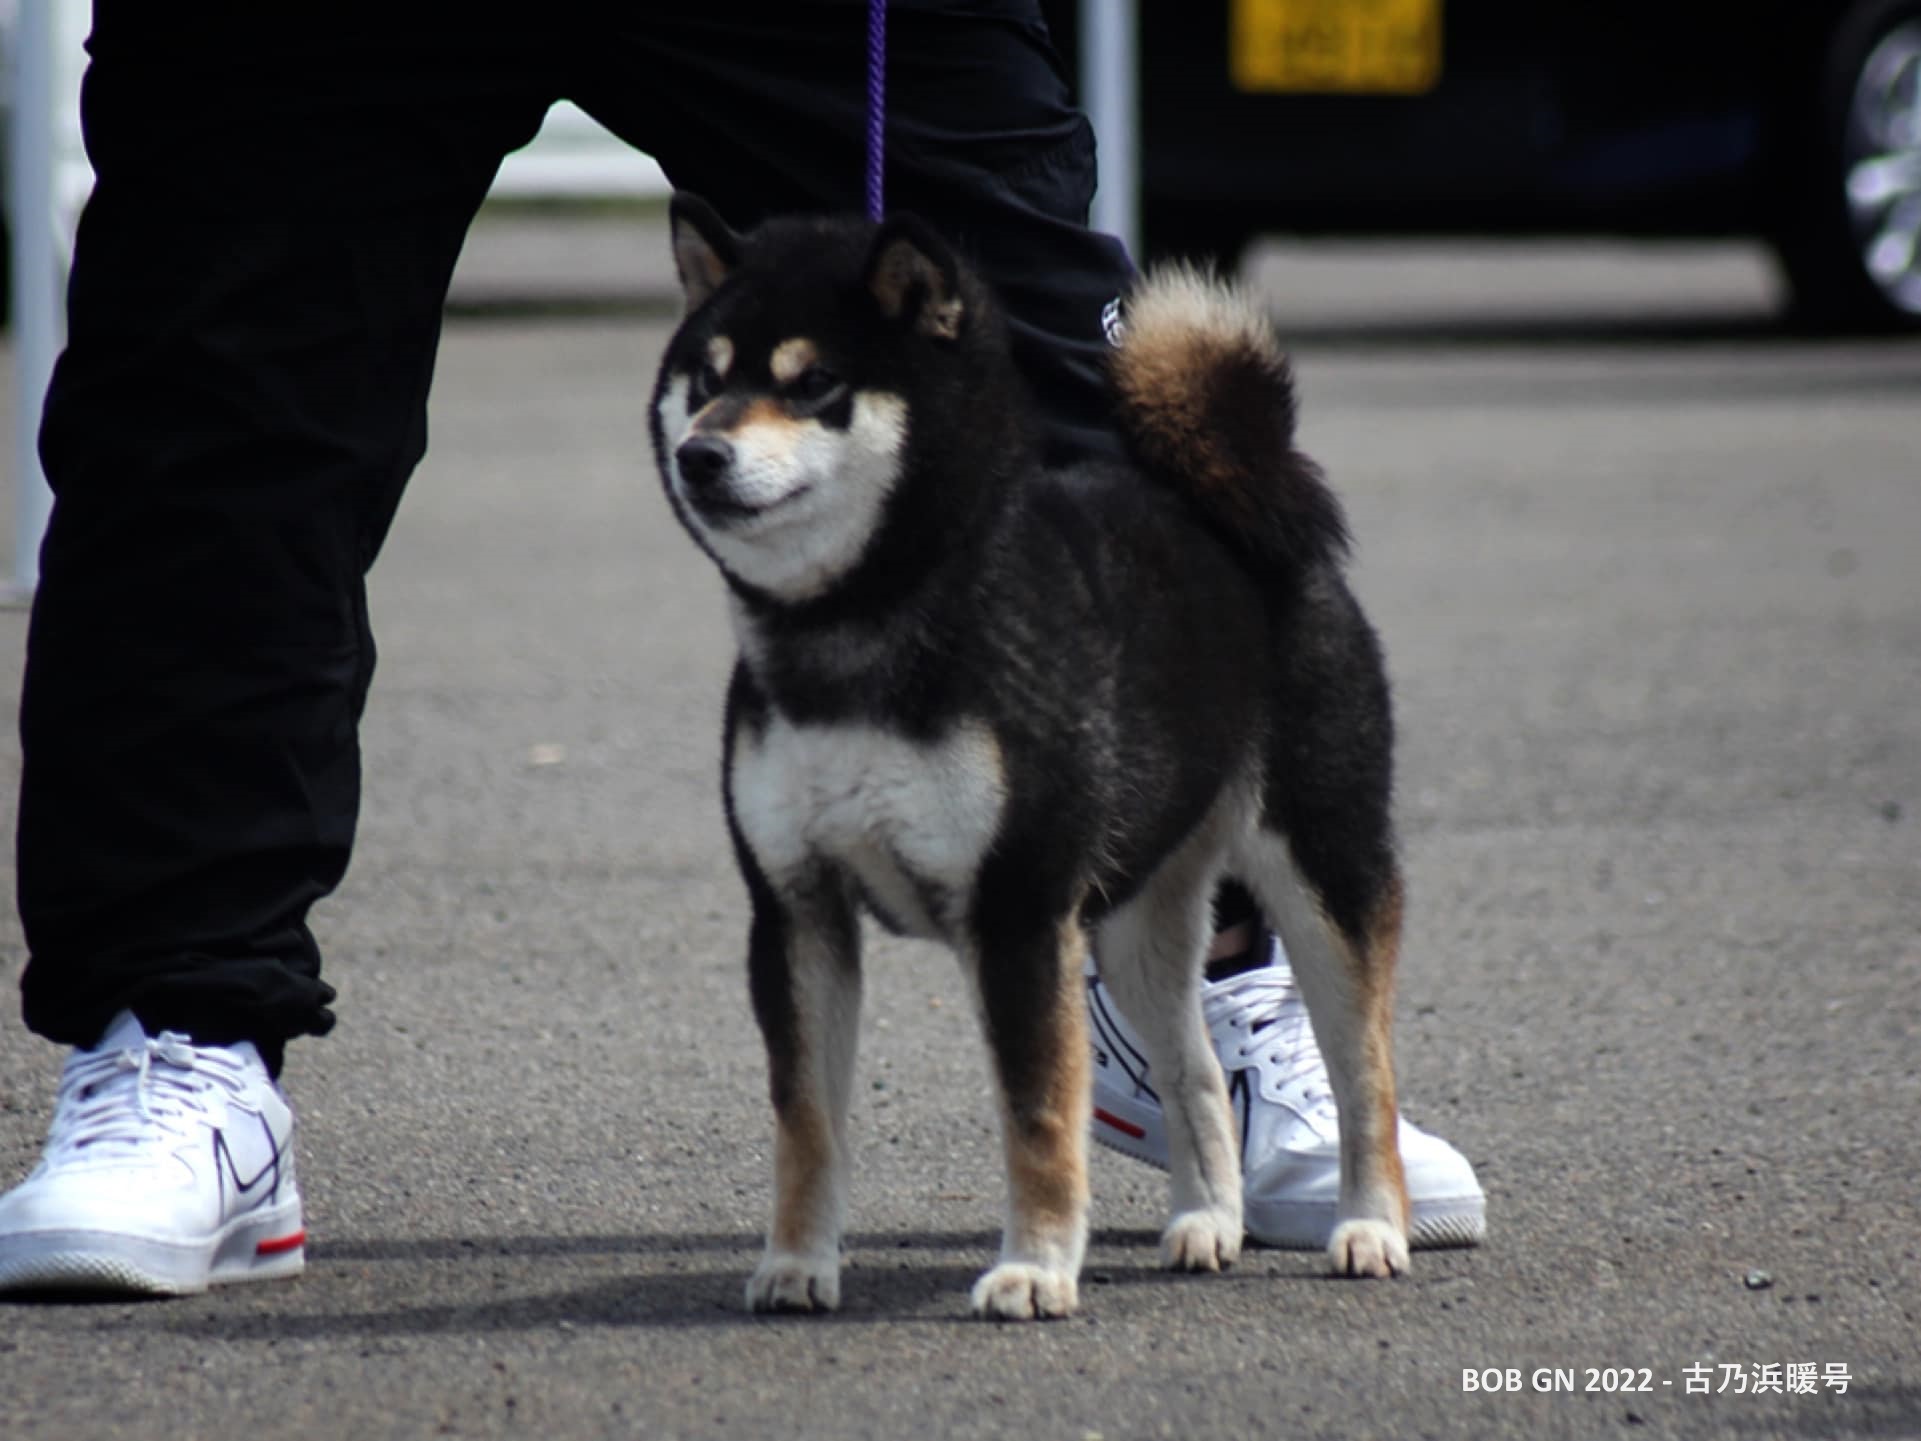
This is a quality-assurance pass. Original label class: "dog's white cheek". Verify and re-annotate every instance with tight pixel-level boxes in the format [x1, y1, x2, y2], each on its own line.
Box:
[656, 375, 692, 449]
[655, 374, 696, 496]
[730, 422, 811, 510]
[846, 393, 908, 490]
[780, 393, 907, 596]
[712, 392, 908, 603]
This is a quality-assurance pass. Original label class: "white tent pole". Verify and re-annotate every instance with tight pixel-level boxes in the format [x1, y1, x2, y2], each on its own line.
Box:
[1079, 0, 1140, 260]
[9, 0, 59, 600]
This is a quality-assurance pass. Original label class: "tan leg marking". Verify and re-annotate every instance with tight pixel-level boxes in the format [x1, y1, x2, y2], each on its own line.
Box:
[747, 922, 860, 1314]
[1326, 875, 1410, 1277]
[1240, 838, 1410, 1278]
[770, 1098, 836, 1256]
[971, 920, 1092, 1321]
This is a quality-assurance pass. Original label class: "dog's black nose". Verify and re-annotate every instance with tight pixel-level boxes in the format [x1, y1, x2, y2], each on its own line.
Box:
[676, 434, 734, 494]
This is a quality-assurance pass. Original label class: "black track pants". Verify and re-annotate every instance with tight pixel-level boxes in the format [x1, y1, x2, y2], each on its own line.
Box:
[17, 4, 1134, 1052]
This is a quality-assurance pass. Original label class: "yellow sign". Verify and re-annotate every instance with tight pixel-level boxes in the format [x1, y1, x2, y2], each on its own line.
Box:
[1231, 0, 1443, 95]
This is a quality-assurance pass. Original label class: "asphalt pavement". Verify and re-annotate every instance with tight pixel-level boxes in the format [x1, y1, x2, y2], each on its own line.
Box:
[0, 219, 1917, 1441]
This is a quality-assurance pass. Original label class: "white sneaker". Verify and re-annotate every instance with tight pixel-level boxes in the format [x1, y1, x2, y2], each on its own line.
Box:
[1087, 941, 1486, 1250]
[0, 1011, 305, 1295]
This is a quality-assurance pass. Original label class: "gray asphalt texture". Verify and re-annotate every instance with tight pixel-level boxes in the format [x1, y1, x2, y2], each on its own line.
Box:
[1, 222, 1917, 1441]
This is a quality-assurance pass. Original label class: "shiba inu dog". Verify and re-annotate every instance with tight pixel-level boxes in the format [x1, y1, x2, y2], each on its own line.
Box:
[650, 193, 1410, 1320]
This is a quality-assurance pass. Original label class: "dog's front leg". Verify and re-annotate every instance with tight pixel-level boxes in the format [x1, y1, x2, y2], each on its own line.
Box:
[743, 881, 863, 1313]
[965, 911, 1092, 1321]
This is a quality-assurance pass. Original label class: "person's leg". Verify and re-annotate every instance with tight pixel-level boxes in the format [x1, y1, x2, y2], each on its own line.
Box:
[3, 15, 555, 1295]
[17, 19, 555, 1065]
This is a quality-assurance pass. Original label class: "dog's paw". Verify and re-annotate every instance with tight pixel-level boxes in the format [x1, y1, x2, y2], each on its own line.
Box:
[1327, 1219, 1410, 1279]
[1161, 1207, 1243, 1272]
[746, 1252, 841, 1313]
[969, 1262, 1079, 1321]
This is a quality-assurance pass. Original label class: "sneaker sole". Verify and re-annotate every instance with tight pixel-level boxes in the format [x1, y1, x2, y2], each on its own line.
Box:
[1242, 1194, 1487, 1252]
[0, 1199, 306, 1297]
[1092, 1106, 1485, 1252]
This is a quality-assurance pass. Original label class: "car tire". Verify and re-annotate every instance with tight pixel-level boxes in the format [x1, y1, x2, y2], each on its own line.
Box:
[1773, 0, 1921, 331]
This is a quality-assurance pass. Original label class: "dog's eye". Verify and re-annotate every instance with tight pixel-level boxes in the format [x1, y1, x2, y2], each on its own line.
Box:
[689, 362, 725, 405]
[787, 367, 846, 407]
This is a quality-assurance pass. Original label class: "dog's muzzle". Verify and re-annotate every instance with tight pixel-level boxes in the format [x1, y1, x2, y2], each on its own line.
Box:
[675, 434, 756, 523]
[675, 433, 810, 526]
[676, 434, 735, 497]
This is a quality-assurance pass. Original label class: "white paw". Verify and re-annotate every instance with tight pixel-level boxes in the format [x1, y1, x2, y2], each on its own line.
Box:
[746, 1251, 841, 1313]
[1328, 1218, 1410, 1279]
[969, 1261, 1079, 1320]
[1161, 1207, 1243, 1272]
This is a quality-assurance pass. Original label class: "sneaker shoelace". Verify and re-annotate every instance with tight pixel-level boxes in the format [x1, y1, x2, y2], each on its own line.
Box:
[1202, 969, 1339, 1124]
[45, 1032, 250, 1165]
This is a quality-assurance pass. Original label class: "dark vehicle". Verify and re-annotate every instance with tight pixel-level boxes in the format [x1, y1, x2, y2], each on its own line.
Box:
[1046, 1, 1921, 329]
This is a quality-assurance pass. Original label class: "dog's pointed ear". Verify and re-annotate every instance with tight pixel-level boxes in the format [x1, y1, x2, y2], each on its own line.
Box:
[865, 216, 966, 341]
[669, 193, 741, 312]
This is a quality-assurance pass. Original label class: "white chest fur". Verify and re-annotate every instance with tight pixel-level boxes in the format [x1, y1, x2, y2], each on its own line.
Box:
[730, 716, 1007, 941]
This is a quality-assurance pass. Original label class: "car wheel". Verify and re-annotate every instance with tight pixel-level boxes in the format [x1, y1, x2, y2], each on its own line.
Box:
[1774, 0, 1921, 330]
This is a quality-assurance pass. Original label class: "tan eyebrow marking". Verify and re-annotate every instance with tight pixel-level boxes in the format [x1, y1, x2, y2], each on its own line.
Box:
[706, 334, 734, 377]
[770, 338, 819, 385]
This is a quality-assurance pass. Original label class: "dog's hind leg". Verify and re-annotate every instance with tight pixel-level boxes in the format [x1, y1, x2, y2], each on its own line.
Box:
[1237, 830, 1410, 1277]
[742, 881, 864, 1313]
[1091, 853, 1244, 1272]
[964, 900, 1093, 1320]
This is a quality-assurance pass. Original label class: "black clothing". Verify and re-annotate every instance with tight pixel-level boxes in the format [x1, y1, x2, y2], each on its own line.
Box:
[18, 4, 1134, 1051]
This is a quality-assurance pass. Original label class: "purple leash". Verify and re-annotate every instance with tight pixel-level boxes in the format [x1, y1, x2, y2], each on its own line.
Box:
[865, 0, 887, 220]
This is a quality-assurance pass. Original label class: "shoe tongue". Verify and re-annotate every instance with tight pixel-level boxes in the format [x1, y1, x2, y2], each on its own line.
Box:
[90, 1010, 150, 1054]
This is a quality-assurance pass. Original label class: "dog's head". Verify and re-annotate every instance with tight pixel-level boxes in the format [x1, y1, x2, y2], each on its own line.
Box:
[650, 194, 989, 607]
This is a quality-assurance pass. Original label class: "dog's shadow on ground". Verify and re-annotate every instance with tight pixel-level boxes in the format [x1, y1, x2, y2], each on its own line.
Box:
[46, 1227, 1327, 1338]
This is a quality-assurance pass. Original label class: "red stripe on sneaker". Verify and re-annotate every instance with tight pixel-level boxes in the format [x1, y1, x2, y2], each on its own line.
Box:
[255, 1230, 306, 1257]
[1093, 1107, 1145, 1140]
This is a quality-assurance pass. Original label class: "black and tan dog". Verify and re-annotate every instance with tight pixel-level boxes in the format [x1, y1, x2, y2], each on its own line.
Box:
[650, 195, 1409, 1320]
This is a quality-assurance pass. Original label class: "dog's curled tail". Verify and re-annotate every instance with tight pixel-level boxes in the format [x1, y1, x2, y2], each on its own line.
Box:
[1109, 265, 1349, 572]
